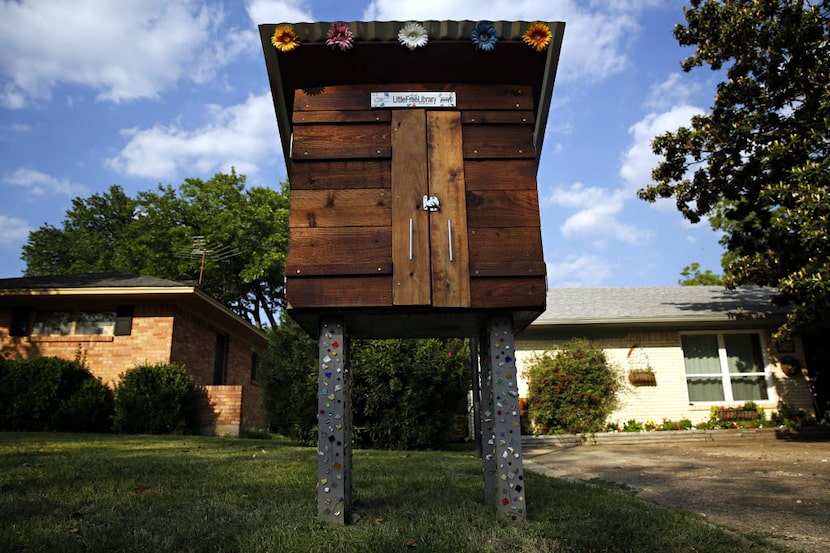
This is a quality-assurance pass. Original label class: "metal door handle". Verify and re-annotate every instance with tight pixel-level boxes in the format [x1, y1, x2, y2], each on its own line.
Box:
[409, 218, 413, 261]
[448, 219, 454, 262]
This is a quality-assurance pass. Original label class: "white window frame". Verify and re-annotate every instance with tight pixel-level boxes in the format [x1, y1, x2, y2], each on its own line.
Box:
[680, 331, 774, 404]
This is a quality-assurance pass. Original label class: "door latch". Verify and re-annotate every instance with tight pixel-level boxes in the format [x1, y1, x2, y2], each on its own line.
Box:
[423, 195, 440, 212]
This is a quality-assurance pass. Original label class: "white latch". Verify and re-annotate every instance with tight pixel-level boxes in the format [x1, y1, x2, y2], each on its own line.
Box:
[423, 195, 440, 212]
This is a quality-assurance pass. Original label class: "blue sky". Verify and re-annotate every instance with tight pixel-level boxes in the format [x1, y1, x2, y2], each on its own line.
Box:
[0, 0, 726, 286]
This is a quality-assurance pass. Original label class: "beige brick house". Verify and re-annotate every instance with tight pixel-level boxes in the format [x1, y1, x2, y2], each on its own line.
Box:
[0, 272, 268, 436]
[516, 287, 817, 426]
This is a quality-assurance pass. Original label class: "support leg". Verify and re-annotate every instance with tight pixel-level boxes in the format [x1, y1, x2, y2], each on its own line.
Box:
[316, 318, 351, 524]
[477, 330, 496, 507]
[486, 316, 526, 521]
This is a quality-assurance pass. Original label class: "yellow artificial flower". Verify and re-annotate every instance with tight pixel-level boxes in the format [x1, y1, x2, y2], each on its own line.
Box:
[522, 21, 552, 52]
[272, 24, 300, 53]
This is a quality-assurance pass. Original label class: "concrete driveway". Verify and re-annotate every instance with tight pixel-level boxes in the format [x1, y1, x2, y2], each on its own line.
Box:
[522, 428, 830, 553]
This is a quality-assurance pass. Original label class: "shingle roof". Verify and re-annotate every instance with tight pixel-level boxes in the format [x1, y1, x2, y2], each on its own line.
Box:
[0, 272, 192, 290]
[534, 286, 788, 326]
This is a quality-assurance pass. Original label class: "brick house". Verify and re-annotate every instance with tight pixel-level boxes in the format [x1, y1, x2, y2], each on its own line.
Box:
[515, 286, 818, 426]
[0, 272, 268, 436]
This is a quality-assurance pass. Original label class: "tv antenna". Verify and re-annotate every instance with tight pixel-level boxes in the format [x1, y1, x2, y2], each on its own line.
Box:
[176, 236, 240, 285]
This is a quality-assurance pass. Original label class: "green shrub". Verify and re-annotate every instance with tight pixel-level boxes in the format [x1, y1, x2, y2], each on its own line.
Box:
[526, 338, 622, 434]
[260, 316, 319, 445]
[0, 356, 113, 432]
[351, 337, 470, 450]
[51, 379, 115, 432]
[260, 314, 471, 450]
[113, 363, 198, 434]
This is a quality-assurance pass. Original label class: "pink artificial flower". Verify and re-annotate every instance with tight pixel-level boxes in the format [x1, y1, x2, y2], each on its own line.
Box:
[326, 22, 354, 51]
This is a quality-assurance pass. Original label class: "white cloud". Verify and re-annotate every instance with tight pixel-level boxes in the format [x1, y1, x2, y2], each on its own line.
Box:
[246, 0, 313, 24]
[645, 73, 703, 111]
[106, 93, 278, 180]
[0, 214, 31, 246]
[3, 168, 87, 197]
[0, 0, 251, 107]
[362, 0, 657, 82]
[546, 255, 613, 287]
[619, 104, 704, 196]
[545, 182, 644, 244]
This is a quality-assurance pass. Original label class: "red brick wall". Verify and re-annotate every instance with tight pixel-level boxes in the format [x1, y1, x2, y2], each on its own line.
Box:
[169, 308, 266, 430]
[0, 302, 266, 433]
[0, 304, 174, 384]
[195, 385, 242, 436]
[170, 310, 215, 384]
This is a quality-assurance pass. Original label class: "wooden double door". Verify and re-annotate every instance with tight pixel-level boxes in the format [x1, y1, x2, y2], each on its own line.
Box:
[391, 109, 469, 308]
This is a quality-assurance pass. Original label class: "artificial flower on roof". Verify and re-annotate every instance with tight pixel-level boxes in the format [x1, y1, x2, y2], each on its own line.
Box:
[522, 21, 552, 52]
[471, 21, 499, 52]
[272, 24, 300, 52]
[397, 21, 428, 50]
[325, 21, 354, 51]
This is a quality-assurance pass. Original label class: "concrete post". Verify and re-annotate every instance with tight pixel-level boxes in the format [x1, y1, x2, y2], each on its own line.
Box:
[316, 318, 351, 524]
[486, 315, 526, 521]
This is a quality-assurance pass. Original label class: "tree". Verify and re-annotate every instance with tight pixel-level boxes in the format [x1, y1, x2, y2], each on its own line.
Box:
[638, 0, 830, 337]
[22, 171, 289, 328]
[678, 262, 724, 286]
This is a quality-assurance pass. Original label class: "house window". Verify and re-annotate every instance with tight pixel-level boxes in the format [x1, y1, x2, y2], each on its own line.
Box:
[31, 310, 117, 336]
[251, 351, 259, 382]
[681, 333, 770, 403]
[213, 334, 228, 385]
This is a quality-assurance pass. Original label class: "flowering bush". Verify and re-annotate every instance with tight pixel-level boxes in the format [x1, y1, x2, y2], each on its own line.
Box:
[526, 338, 622, 434]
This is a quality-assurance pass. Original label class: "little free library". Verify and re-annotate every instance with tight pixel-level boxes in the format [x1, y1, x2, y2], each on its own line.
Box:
[259, 19, 565, 523]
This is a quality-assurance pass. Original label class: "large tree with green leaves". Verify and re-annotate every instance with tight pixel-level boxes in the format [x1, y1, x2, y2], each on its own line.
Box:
[678, 262, 724, 286]
[23, 171, 289, 328]
[639, 0, 829, 338]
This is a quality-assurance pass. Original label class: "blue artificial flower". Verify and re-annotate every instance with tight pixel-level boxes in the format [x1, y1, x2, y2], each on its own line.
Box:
[471, 21, 498, 52]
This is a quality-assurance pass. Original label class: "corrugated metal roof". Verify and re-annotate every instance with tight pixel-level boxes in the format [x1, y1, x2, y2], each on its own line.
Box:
[282, 20, 558, 43]
[533, 286, 788, 326]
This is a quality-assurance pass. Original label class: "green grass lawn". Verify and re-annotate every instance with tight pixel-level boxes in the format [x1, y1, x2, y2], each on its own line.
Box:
[1, 433, 794, 553]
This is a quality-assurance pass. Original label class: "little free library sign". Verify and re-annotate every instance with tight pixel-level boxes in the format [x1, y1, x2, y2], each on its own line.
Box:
[370, 91, 457, 108]
[259, 19, 565, 525]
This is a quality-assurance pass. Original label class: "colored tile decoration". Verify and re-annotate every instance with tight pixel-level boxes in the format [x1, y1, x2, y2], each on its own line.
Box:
[317, 318, 351, 524]
[486, 316, 525, 521]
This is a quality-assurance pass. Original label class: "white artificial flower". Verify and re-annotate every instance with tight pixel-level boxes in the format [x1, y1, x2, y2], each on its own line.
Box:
[397, 21, 428, 50]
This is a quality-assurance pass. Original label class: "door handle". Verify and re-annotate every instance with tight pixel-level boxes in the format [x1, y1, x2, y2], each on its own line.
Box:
[409, 218, 413, 261]
[448, 219, 454, 262]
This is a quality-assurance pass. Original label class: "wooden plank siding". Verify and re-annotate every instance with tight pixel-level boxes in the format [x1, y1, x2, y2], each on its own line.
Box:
[285, 82, 546, 318]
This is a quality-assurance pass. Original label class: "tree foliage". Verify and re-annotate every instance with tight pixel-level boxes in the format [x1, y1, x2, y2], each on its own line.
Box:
[22, 171, 289, 328]
[261, 328, 472, 450]
[260, 314, 319, 445]
[679, 262, 724, 286]
[525, 338, 622, 434]
[351, 338, 471, 449]
[639, 0, 830, 337]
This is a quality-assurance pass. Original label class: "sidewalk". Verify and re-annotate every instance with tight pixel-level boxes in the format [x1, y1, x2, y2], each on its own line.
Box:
[521, 427, 830, 553]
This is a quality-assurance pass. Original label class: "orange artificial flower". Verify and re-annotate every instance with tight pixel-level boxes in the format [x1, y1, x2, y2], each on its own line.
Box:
[522, 21, 552, 52]
[272, 24, 300, 52]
